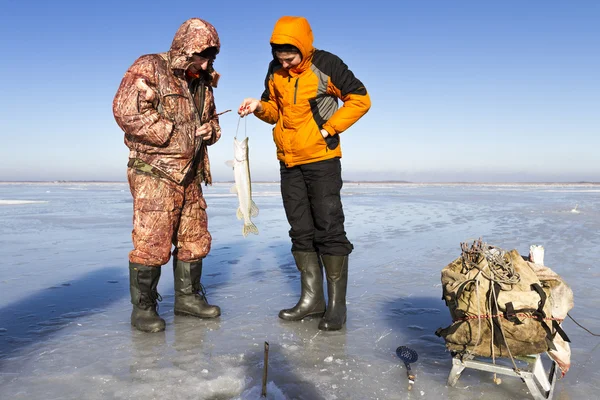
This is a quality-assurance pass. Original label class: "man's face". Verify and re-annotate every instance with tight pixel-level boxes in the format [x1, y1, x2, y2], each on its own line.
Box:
[187, 53, 214, 73]
[276, 51, 301, 70]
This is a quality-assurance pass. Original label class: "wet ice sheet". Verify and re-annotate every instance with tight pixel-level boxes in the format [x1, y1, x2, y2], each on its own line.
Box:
[1, 182, 599, 399]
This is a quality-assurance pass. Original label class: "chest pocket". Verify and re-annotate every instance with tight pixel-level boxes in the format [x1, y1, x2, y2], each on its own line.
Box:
[160, 93, 188, 124]
[155, 61, 191, 125]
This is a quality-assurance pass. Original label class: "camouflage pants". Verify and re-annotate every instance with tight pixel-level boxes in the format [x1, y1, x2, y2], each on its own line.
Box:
[127, 168, 211, 266]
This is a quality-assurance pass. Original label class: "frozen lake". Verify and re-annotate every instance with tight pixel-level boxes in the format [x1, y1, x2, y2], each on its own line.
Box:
[1, 181, 599, 399]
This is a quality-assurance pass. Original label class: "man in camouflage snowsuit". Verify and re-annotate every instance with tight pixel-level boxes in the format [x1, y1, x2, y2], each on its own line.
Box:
[113, 18, 223, 333]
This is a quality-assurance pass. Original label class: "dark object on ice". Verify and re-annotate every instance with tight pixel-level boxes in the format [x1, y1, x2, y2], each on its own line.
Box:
[261, 341, 269, 397]
[173, 258, 221, 318]
[279, 251, 326, 321]
[129, 263, 166, 333]
[396, 345, 418, 390]
[318, 255, 349, 331]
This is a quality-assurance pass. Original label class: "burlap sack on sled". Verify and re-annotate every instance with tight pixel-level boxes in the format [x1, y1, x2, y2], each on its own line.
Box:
[436, 242, 573, 374]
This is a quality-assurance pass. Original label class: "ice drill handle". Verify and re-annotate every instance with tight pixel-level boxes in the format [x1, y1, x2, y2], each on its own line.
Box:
[405, 362, 415, 390]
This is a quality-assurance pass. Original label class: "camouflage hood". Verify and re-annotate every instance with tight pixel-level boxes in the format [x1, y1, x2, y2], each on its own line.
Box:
[168, 18, 220, 82]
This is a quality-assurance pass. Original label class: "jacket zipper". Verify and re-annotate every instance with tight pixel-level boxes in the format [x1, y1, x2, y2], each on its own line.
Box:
[293, 78, 299, 104]
[179, 79, 206, 178]
[190, 80, 206, 125]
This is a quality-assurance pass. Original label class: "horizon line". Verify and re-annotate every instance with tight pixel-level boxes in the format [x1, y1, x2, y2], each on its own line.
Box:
[1, 180, 599, 185]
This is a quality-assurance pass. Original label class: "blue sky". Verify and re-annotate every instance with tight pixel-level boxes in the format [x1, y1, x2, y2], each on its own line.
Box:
[1, 1, 598, 182]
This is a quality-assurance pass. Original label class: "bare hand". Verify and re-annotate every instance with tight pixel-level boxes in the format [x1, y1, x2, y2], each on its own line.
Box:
[238, 98, 262, 117]
[195, 123, 213, 141]
[321, 129, 329, 138]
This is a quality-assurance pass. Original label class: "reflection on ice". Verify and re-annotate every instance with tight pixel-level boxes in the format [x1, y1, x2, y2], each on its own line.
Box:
[0, 200, 48, 205]
[0, 182, 599, 399]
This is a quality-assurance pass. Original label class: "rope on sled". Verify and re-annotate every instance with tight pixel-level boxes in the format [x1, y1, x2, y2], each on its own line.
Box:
[460, 239, 520, 286]
[454, 314, 564, 322]
[459, 239, 523, 381]
[567, 313, 600, 337]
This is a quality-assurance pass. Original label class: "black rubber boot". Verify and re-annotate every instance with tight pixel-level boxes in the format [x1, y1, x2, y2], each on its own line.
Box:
[129, 262, 166, 333]
[318, 255, 348, 331]
[279, 251, 326, 321]
[173, 258, 221, 318]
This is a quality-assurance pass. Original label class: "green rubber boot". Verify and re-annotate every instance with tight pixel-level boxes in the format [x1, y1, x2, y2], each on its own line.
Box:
[173, 258, 221, 318]
[318, 255, 348, 331]
[129, 262, 166, 333]
[279, 251, 326, 321]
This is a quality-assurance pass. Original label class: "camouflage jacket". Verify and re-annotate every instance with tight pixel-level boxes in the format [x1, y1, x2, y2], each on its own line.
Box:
[113, 18, 222, 185]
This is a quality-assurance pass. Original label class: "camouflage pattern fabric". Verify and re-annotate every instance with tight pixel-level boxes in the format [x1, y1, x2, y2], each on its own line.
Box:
[113, 18, 222, 266]
[127, 169, 211, 266]
[113, 18, 222, 185]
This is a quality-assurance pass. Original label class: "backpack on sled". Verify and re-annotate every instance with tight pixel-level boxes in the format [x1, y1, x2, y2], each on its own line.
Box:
[435, 240, 573, 375]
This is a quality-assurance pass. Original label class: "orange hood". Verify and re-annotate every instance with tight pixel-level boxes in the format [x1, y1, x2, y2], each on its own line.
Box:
[270, 16, 314, 74]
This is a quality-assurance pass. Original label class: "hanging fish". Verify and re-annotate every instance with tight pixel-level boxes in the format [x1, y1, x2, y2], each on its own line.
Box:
[226, 137, 259, 237]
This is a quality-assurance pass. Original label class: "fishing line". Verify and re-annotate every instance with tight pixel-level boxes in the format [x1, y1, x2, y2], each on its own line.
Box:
[235, 116, 248, 140]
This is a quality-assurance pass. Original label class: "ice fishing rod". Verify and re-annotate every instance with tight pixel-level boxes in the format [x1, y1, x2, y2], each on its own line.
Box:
[185, 109, 233, 180]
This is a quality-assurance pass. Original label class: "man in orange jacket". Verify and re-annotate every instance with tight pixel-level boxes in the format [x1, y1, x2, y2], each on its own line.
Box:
[239, 16, 371, 331]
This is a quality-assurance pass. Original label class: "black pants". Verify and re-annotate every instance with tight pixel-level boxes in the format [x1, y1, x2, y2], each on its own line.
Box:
[280, 158, 353, 256]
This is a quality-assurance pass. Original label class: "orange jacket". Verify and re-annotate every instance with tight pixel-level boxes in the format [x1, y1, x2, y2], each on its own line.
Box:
[254, 16, 371, 167]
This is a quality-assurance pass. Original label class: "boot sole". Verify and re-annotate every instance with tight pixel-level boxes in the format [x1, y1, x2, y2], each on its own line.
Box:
[174, 310, 221, 318]
[131, 323, 165, 333]
[318, 315, 347, 331]
[278, 310, 326, 321]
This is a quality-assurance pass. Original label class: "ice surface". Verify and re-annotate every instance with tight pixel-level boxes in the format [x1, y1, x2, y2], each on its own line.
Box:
[1, 182, 599, 399]
[0, 200, 48, 205]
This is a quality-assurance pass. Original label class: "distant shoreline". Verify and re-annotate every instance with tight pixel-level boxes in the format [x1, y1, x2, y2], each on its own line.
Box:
[1, 180, 599, 185]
